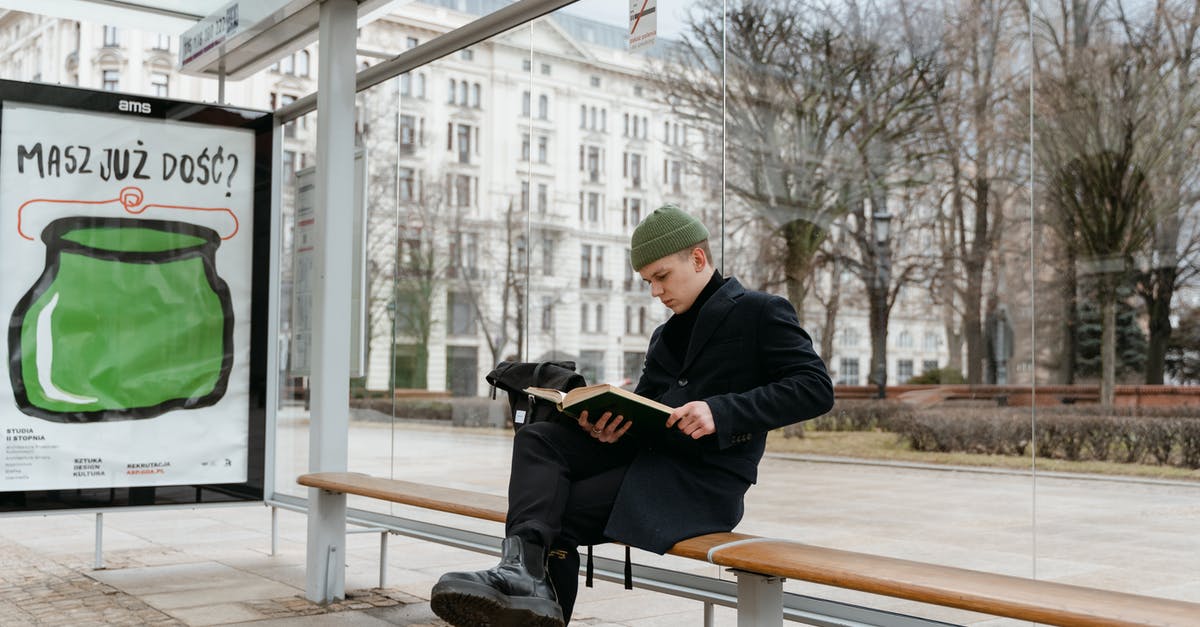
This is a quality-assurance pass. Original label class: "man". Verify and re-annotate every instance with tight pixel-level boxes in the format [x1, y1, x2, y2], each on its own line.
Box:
[431, 205, 834, 626]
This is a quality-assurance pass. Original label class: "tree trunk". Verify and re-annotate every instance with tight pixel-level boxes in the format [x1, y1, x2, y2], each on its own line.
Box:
[867, 281, 889, 396]
[963, 175, 989, 384]
[783, 219, 824, 324]
[1061, 237, 1079, 384]
[1143, 266, 1175, 384]
[1101, 288, 1116, 406]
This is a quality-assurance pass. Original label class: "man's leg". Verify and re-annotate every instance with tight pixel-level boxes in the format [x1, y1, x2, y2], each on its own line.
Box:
[506, 421, 637, 547]
[432, 422, 635, 627]
[549, 463, 630, 624]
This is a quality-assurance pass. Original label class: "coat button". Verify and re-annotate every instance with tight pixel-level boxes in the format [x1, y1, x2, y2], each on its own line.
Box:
[677, 378, 688, 387]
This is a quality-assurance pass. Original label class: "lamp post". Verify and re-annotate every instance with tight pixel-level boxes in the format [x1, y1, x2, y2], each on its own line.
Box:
[871, 211, 892, 399]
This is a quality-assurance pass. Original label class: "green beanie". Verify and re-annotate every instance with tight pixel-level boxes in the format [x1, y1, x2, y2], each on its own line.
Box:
[630, 205, 710, 270]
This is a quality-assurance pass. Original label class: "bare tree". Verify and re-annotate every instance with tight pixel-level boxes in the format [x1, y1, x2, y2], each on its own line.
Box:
[925, 0, 1027, 382]
[652, 0, 863, 319]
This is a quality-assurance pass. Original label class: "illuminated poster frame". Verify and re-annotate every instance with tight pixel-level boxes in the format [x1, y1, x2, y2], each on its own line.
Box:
[0, 79, 271, 512]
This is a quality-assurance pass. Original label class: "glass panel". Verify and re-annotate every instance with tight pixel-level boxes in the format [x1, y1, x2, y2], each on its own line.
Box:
[1032, 0, 1200, 604]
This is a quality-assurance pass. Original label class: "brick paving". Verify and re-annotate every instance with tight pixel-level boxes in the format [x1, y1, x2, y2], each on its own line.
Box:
[0, 538, 180, 626]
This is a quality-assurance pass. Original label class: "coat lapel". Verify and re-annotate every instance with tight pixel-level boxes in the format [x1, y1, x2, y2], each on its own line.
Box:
[681, 277, 744, 372]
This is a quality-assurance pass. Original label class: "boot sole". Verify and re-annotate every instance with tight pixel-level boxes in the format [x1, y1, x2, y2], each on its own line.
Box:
[431, 579, 564, 627]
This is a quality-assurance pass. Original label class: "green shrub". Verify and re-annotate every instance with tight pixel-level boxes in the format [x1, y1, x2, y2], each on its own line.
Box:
[906, 367, 966, 384]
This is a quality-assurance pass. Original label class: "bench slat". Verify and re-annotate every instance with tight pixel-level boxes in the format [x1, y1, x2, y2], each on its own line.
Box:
[709, 540, 1200, 627]
[298, 471, 1200, 626]
[299, 472, 506, 522]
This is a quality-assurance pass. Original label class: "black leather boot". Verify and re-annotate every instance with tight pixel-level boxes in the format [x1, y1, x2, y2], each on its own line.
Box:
[431, 536, 565, 627]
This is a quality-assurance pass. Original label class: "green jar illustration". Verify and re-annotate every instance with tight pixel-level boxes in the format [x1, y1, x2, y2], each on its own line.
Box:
[9, 216, 233, 422]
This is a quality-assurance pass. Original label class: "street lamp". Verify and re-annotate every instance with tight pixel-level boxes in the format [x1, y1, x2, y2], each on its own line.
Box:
[872, 211, 892, 399]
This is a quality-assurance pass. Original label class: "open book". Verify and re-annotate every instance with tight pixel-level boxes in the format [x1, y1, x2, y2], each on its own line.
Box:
[524, 383, 672, 430]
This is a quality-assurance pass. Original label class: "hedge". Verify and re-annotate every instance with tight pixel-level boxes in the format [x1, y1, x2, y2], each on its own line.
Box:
[783, 400, 1200, 469]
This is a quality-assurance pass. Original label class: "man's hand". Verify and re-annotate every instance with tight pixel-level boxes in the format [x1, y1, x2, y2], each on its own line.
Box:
[666, 401, 715, 439]
[578, 410, 631, 444]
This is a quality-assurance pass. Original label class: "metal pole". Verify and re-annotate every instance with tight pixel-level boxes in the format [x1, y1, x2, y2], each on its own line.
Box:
[304, 0, 357, 604]
[94, 512, 104, 570]
[271, 505, 278, 556]
[704, 601, 714, 627]
[379, 531, 389, 588]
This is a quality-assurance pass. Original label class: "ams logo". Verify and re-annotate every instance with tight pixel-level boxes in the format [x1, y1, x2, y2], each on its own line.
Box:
[118, 100, 152, 114]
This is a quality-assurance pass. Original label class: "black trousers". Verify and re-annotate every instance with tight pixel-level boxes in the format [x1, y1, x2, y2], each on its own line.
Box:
[505, 420, 640, 623]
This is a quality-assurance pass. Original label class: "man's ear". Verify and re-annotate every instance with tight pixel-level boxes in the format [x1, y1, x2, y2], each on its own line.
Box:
[692, 247, 707, 271]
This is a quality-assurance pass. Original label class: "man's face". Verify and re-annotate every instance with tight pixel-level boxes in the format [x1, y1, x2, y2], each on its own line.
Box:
[637, 249, 709, 314]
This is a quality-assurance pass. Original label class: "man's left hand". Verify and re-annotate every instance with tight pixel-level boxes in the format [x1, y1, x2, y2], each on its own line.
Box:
[666, 401, 715, 439]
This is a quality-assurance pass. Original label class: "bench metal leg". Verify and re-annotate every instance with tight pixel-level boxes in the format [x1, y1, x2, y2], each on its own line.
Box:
[733, 570, 783, 627]
[379, 531, 389, 588]
[306, 488, 347, 604]
[94, 513, 105, 570]
[704, 601, 714, 627]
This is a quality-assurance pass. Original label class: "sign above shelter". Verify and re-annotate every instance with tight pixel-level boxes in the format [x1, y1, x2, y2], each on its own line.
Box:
[179, 0, 401, 80]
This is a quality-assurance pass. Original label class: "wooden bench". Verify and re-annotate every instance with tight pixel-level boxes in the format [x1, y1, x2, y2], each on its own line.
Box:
[299, 471, 1200, 626]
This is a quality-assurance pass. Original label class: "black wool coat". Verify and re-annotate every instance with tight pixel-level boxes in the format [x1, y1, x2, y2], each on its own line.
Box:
[603, 277, 835, 553]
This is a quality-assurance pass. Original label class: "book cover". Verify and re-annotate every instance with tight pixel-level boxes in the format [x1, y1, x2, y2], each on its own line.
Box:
[524, 384, 671, 430]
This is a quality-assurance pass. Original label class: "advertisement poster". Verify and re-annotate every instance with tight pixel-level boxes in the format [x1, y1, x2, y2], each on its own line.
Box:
[0, 101, 258, 493]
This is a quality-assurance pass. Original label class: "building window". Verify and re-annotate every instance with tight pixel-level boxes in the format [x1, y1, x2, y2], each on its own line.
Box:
[448, 292, 477, 335]
[537, 136, 548, 163]
[520, 180, 529, 212]
[541, 63, 551, 75]
[401, 73, 412, 96]
[590, 75, 601, 87]
[586, 192, 600, 223]
[623, 198, 642, 227]
[897, 330, 914, 348]
[297, 50, 310, 77]
[101, 69, 119, 91]
[461, 49, 474, 61]
[898, 359, 914, 382]
[448, 79, 456, 104]
[537, 183, 548, 213]
[580, 350, 604, 383]
[623, 351, 644, 384]
[537, 94, 549, 120]
[837, 358, 860, 385]
[282, 150, 296, 182]
[521, 134, 530, 161]
[471, 83, 481, 108]
[400, 114, 418, 153]
[922, 360, 939, 374]
[542, 236, 554, 275]
[924, 332, 940, 351]
[580, 105, 587, 128]
[398, 167, 415, 201]
[417, 74, 426, 98]
[638, 307, 647, 335]
[581, 244, 592, 280]
[580, 303, 590, 333]
[541, 297, 554, 331]
[103, 25, 119, 47]
[839, 328, 859, 347]
[596, 304, 605, 333]
[153, 34, 171, 50]
[407, 37, 419, 48]
[281, 53, 294, 75]
[522, 91, 531, 116]
[150, 72, 168, 97]
[634, 85, 644, 97]
[523, 58, 532, 71]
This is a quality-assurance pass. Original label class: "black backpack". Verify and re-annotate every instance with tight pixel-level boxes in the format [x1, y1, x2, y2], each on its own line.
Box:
[485, 360, 586, 431]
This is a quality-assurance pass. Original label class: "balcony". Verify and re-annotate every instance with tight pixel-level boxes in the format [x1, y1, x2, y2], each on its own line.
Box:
[580, 276, 613, 290]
